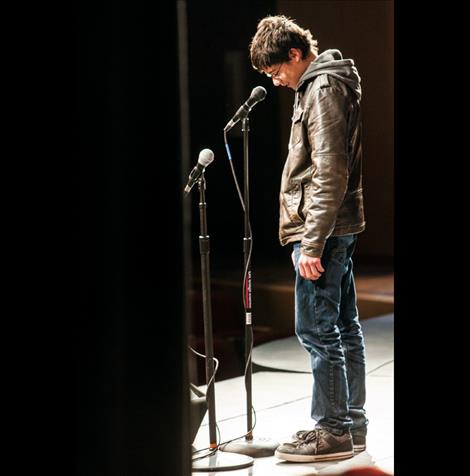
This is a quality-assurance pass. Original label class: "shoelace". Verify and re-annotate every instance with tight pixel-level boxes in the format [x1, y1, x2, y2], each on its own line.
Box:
[296, 430, 308, 440]
[299, 429, 320, 445]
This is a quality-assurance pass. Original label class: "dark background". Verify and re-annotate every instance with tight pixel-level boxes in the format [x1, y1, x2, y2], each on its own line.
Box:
[75, 1, 188, 475]
[73, 1, 395, 475]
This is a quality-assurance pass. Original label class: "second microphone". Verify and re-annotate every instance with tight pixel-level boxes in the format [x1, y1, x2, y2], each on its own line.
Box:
[184, 149, 215, 196]
[224, 86, 267, 132]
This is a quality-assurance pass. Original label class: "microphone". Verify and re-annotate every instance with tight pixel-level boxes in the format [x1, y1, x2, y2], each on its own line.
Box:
[224, 86, 267, 132]
[183, 148, 215, 195]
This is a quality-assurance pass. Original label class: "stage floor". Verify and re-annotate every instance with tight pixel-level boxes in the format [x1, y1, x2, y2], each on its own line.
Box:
[192, 313, 394, 475]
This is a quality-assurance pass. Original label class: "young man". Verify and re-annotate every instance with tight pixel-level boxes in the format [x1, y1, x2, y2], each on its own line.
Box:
[250, 15, 368, 462]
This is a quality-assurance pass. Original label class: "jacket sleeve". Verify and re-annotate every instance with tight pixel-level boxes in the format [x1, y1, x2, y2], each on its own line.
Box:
[300, 85, 350, 258]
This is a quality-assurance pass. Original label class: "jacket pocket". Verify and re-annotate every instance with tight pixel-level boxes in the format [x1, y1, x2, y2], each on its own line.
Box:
[282, 178, 311, 224]
[288, 107, 303, 150]
[298, 181, 312, 221]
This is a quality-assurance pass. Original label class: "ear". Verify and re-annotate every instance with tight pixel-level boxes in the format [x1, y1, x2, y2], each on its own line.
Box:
[288, 48, 303, 62]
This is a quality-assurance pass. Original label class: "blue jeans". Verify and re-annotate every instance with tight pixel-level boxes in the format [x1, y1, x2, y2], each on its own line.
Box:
[293, 235, 367, 432]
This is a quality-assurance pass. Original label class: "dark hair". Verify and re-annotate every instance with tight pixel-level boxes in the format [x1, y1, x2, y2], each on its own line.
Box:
[249, 15, 318, 71]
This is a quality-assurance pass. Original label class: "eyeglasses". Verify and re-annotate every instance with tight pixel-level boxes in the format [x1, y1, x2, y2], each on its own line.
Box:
[265, 63, 284, 79]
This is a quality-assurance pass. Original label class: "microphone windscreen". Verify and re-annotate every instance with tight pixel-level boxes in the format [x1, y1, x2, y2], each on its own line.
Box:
[198, 148, 214, 167]
[251, 86, 267, 102]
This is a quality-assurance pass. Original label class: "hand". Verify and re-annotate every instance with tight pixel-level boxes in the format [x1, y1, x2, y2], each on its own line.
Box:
[298, 252, 325, 281]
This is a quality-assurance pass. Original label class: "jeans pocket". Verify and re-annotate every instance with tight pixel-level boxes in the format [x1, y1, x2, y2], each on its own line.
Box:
[331, 247, 347, 264]
[293, 243, 301, 271]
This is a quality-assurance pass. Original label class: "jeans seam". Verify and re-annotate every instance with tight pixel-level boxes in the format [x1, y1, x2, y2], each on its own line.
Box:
[313, 292, 338, 410]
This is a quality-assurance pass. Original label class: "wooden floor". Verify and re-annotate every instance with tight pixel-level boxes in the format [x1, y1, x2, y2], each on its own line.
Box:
[356, 272, 394, 304]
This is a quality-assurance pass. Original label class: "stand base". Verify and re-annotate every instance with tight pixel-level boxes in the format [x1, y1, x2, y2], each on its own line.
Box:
[192, 451, 254, 472]
[219, 436, 280, 458]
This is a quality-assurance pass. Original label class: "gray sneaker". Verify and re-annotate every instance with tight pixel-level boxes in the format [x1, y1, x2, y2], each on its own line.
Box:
[293, 426, 367, 453]
[350, 426, 367, 452]
[275, 428, 354, 462]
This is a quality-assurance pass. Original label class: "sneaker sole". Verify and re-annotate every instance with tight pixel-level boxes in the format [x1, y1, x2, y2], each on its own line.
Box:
[275, 449, 354, 462]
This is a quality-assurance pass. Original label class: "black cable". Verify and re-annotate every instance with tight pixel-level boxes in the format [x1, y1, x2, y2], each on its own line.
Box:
[189, 347, 257, 458]
[188, 346, 221, 461]
[188, 346, 219, 393]
[224, 131, 246, 213]
[191, 424, 221, 462]
[217, 406, 257, 448]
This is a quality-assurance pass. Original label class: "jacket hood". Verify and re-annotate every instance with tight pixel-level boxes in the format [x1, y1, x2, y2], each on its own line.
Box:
[297, 49, 361, 99]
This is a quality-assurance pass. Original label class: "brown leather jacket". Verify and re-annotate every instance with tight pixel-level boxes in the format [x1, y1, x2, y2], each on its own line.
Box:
[279, 49, 365, 257]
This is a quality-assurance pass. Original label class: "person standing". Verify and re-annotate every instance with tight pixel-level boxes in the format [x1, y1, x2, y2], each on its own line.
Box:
[249, 15, 368, 462]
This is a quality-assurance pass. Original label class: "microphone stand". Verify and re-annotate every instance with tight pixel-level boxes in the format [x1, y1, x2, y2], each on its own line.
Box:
[219, 118, 279, 458]
[192, 174, 254, 472]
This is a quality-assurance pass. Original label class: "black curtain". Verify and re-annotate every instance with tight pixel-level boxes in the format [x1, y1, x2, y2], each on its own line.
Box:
[76, 2, 189, 475]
